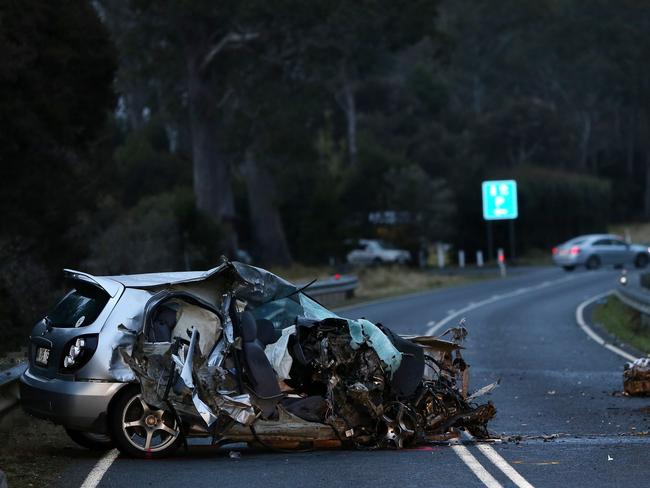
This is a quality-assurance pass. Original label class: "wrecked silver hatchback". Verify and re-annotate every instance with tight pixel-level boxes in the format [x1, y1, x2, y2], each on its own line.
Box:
[109, 259, 495, 457]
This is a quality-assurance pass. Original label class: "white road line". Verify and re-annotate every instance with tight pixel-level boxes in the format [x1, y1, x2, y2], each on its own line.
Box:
[425, 274, 579, 336]
[476, 444, 535, 488]
[460, 432, 535, 488]
[575, 290, 638, 362]
[451, 443, 503, 488]
[80, 449, 119, 488]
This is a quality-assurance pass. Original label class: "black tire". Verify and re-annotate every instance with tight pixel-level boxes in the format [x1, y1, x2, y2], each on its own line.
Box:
[585, 255, 601, 270]
[635, 253, 649, 269]
[65, 428, 114, 451]
[372, 257, 383, 266]
[108, 385, 183, 459]
[562, 265, 575, 272]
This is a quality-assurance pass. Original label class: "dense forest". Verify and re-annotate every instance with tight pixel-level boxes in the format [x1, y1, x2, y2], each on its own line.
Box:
[1, 0, 650, 348]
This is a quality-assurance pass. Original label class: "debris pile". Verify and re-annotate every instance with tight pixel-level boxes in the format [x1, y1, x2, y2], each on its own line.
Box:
[624, 357, 650, 396]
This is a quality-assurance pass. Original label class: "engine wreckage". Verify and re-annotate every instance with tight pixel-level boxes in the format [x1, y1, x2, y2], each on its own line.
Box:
[116, 259, 496, 454]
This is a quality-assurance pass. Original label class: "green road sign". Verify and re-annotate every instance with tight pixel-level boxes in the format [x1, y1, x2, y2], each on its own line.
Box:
[482, 180, 518, 220]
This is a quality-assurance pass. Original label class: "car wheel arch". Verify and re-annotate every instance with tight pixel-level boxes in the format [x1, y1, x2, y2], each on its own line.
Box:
[586, 254, 601, 269]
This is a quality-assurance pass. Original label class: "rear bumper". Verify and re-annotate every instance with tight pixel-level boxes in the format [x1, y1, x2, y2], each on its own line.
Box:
[19, 368, 127, 433]
[553, 254, 584, 266]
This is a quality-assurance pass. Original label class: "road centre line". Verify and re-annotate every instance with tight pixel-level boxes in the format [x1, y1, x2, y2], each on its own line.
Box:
[425, 274, 580, 336]
[80, 449, 119, 488]
[476, 444, 535, 488]
[451, 442, 504, 488]
[461, 431, 535, 488]
[575, 290, 638, 362]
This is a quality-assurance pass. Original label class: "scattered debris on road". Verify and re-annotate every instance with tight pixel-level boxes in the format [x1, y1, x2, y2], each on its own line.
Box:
[623, 357, 650, 395]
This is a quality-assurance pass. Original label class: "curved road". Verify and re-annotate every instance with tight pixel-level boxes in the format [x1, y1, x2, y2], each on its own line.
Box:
[55, 267, 650, 488]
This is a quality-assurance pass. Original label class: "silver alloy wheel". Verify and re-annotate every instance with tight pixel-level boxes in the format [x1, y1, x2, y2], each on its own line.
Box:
[121, 394, 180, 452]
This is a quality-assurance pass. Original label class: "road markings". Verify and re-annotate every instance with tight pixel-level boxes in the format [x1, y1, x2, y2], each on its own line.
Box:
[575, 290, 638, 362]
[476, 444, 535, 488]
[425, 274, 579, 336]
[451, 443, 504, 488]
[460, 431, 535, 488]
[80, 449, 119, 488]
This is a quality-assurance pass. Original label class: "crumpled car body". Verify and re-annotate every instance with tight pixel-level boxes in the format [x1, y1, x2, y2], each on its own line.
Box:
[21, 258, 495, 457]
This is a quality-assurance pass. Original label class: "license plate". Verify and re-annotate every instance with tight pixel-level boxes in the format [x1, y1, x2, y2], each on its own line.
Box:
[35, 347, 50, 366]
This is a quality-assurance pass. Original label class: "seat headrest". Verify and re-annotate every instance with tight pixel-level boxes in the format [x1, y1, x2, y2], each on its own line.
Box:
[256, 319, 276, 346]
[240, 311, 257, 342]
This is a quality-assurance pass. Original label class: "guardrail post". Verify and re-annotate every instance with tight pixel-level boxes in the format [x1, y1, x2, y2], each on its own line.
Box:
[458, 250, 465, 268]
[497, 248, 506, 277]
[476, 250, 484, 267]
[437, 244, 445, 269]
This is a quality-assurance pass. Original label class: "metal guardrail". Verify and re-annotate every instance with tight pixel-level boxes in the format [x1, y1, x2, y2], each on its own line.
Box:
[615, 270, 650, 317]
[0, 362, 27, 416]
[303, 274, 359, 298]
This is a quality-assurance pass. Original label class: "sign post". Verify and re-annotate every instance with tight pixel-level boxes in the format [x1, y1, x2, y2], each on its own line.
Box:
[482, 180, 518, 262]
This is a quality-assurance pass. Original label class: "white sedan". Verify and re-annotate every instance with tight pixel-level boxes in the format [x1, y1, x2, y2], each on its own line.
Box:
[347, 239, 411, 265]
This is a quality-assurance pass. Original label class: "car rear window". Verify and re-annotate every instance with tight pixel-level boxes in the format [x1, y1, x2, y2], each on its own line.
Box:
[565, 238, 585, 246]
[46, 284, 110, 328]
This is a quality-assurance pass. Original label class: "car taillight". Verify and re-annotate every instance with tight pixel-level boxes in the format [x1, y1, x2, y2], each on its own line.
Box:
[570, 246, 581, 255]
[60, 334, 98, 372]
[552, 247, 558, 255]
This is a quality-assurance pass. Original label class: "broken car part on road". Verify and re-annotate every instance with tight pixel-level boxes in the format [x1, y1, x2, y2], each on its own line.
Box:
[624, 357, 650, 396]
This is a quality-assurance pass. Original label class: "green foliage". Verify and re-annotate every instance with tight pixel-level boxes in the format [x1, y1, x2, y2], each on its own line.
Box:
[594, 296, 650, 354]
[84, 189, 222, 275]
[0, 0, 116, 351]
[511, 166, 611, 249]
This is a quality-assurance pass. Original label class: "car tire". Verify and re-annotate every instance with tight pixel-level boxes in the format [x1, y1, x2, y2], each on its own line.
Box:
[65, 428, 114, 451]
[372, 257, 383, 266]
[562, 265, 575, 272]
[635, 253, 649, 269]
[585, 255, 601, 270]
[108, 385, 183, 459]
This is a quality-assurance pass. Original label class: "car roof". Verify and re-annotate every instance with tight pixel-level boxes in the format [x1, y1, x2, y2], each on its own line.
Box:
[63, 264, 227, 297]
[566, 233, 622, 243]
[104, 268, 223, 288]
[63, 259, 299, 304]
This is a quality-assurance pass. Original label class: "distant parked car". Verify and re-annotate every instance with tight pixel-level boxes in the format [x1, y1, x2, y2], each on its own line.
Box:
[346, 239, 411, 265]
[552, 234, 650, 271]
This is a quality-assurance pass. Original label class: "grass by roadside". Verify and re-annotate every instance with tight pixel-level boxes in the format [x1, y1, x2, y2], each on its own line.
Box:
[609, 222, 650, 244]
[0, 408, 100, 488]
[593, 295, 650, 354]
[352, 266, 488, 303]
[270, 263, 491, 305]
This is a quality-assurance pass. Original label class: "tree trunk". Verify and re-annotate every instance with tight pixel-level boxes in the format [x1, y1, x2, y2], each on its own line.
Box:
[578, 112, 591, 171]
[627, 109, 636, 177]
[342, 76, 358, 167]
[243, 150, 292, 267]
[644, 152, 650, 219]
[185, 53, 237, 255]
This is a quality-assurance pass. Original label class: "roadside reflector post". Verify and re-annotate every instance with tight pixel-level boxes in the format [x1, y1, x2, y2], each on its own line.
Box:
[497, 248, 506, 277]
[458, 250, 466, 268]
[437, 243, 445, 269]
[476, 250, 484, 267]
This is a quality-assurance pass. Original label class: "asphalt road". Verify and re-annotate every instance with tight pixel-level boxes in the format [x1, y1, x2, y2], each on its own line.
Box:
[54, 266, 650, 488]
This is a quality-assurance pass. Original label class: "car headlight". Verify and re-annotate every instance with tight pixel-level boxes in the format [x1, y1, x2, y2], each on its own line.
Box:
[61, 335, 98, 372]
